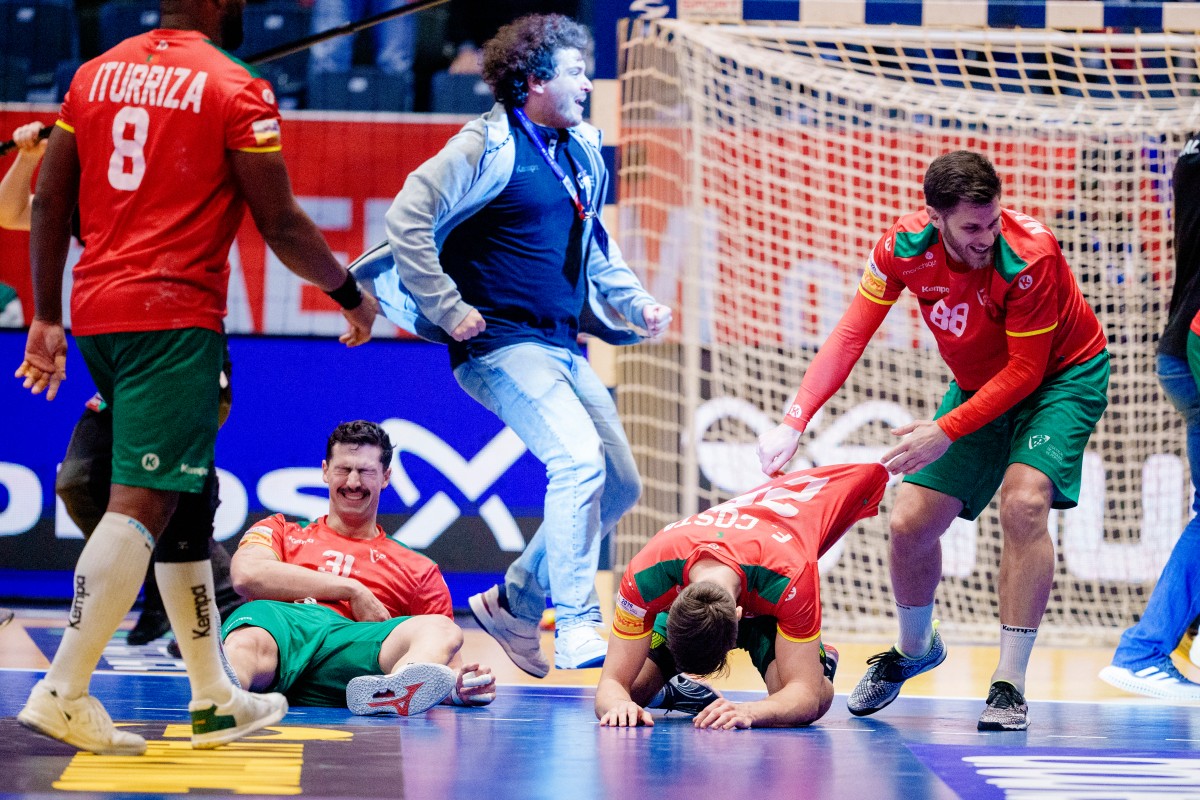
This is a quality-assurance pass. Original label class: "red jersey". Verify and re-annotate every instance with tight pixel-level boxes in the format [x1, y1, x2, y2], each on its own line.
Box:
[861, 208, 1106, 391]
[238, 514, 453, 621]
[612, 462, 888, 644]
[59, 29, 283, 335]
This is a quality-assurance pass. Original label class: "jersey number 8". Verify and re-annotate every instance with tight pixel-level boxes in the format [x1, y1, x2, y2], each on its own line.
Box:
[108, 106, 149, 191]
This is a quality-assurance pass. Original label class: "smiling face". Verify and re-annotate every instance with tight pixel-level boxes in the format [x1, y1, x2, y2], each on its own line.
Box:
[323, 443, 390, 524]
[524, 48, 591, 128]
[930, 198, 1002, 270]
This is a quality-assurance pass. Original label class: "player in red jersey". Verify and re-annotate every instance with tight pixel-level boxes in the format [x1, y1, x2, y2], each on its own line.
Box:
[222, 421, 496, 716]
[14, 0, 377, 757]
[758, 151, 1109, 731]
[595, 462, 889, 728]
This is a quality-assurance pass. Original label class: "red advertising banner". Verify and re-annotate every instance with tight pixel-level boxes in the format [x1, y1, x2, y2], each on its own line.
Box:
[0, 109, 466, 334]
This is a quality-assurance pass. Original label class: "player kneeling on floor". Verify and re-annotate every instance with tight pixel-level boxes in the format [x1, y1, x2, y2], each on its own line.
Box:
[221, 421, 495, 716]
[595, 462, 887, 729]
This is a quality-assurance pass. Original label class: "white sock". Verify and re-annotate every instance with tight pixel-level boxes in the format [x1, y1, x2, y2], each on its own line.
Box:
[156, 559, 233, 702]
[45, 512, 155, 698]
[895, 601, 935, 658]
[991, 624, 1038, 694]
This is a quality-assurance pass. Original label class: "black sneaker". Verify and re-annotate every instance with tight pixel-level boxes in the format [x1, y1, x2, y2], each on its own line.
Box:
[649, 675, 720, 715]
[847, 627, 947, 716]
[126, 607, 170, 646]
[977, 681, 1028, 731]
[822, 644, 839, 682]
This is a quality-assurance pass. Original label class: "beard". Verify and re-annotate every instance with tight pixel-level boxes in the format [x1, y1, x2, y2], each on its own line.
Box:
[943, 229, 993, 270]
[220, 6, 244, 50]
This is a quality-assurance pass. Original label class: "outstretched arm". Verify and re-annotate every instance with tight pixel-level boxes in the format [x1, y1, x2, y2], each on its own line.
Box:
[692, 637, 830, 730]
[595, 634, 656, 727]
[231, 150, 377, 346]
[758, 291, 891, 475]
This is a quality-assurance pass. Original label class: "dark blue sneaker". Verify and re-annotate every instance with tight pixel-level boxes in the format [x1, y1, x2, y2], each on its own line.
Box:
[822, 644, 839, 682]
[847, 627, 946, 716]
[649, 675, 720, 715]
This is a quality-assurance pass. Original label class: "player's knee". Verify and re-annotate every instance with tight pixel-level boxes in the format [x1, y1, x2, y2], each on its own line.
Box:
[155, 491, 214, 562]
[225, 626, 277, 677]
[888, 507, 941, 547]
[998, 491, 1051, 543]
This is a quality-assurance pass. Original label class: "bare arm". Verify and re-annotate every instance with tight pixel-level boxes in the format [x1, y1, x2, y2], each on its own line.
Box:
[15, 125, 77, 400]
[595, 633, 655, 727]
[230, 149, 377, 345]
[693, 637, 831, 729]
[0, 122, 47, 231]
[230, 543, 389, 622]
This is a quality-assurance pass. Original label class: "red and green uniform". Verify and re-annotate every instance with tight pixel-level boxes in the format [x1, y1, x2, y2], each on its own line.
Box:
[225, 515, 453, 707]
[613, 462, 888, 646]
[237, 514, 453, 620]
[60, 28, 281, 335]
[787, 208, 1107, 441]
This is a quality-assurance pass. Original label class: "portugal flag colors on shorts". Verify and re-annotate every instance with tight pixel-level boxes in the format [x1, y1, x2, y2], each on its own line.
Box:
[59, 29, 282, 336]
[613, 462, 888, 644]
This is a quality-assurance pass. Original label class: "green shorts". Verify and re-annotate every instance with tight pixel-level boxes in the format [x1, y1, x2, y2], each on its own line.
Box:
[649, 611, 779, 680]
[222, 600, 412, 707]
[74, 328, 223, 494]
[905, 350, 1110, 521]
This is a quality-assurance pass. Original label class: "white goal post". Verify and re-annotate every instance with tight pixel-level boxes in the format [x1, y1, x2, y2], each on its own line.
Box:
[613, 18, 1200, 642]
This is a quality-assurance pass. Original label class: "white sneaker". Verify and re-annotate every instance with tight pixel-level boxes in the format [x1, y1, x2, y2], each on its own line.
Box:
[189, 687, 287, 749]
[1099, 661, 1200, 701]
[469, 585, 550, 678]
[346, 663, 456, 716]
[554, 625, 607, 670]
[18, 680, 146, 756]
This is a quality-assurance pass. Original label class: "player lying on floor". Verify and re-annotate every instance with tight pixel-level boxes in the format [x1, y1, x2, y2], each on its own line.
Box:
[221, 420, 495, 716]
[595, 462, 889, 728]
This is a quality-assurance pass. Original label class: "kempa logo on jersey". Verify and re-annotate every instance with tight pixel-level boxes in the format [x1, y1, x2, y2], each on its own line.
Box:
[141, 453, 160, 471]
[921, 285, 949, 294]
[1029, 435, 1050, 449]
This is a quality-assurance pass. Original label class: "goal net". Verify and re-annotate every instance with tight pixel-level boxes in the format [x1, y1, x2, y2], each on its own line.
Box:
[614, 18, 1200, 643]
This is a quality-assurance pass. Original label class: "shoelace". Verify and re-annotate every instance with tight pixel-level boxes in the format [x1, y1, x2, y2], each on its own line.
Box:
[987, 683, 1024, 709]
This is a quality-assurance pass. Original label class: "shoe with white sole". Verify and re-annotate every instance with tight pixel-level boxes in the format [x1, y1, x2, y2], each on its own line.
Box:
[347, 663, 456, 716]
[469, 585, 550, 678]
[18, 680, 146, 756]
[1099, 660, 1200, 701]
[189, 687, 287, 749]
[554, 625, 607, 670]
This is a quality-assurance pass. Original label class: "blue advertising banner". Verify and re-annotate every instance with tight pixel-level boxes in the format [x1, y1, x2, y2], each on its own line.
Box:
[0, 331, 549, 600]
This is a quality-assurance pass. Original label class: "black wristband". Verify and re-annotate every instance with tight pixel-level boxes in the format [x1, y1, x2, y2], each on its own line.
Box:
[326, 272, 363, 310]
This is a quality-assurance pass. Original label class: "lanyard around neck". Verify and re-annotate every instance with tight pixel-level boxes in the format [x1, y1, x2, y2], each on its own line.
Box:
[511, 108, 609, 257]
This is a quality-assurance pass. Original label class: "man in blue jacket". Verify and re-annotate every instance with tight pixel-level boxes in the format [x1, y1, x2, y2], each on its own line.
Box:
[353, 14, 671, 676]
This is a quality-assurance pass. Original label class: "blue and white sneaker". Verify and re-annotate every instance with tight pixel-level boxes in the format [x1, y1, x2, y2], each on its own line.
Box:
[1099, 660, 1200, 701]
[848, 628, 946, 716]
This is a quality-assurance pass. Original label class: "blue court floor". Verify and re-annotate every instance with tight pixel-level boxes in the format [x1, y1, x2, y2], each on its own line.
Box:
[3, 664, 1200, 800]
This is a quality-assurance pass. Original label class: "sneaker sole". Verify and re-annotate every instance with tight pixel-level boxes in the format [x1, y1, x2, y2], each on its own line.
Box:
[18, 706, 147, 756]
[347, 664, 455, 716]
[847, 644, 947, 717]
[977, 717, 1028, 732]
[468, 593, 550, 679]
[191, 696, 288, 749]
[1099, 665, 1200, 701]
[554, 652, 606, 670]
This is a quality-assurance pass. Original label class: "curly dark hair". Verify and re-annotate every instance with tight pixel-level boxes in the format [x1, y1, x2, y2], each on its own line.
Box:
[923, 150, 1002, 212]
[666, 582, 740, 677]
[481, 14, 592, 108]
[326, 420, 394, 469]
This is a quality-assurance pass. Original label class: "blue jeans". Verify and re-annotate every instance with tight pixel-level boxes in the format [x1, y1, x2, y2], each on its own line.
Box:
[454, 343, 642, 631]
[1112, 353, 1200, 669]
[309, 0, 415, 75]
